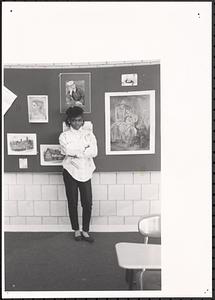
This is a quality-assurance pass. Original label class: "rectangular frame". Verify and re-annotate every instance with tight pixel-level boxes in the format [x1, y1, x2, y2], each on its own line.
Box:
[27, 95, 48, 123]
[40, 144, 64, 166]
[59, 73, 91, 113]
[105, 90, 155, 155]
[121, 73, 138, 86]
[7, 133, 37, 155]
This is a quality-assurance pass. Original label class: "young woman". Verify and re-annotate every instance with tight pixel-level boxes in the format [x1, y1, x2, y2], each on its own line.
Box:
[59, 106, 98, 243]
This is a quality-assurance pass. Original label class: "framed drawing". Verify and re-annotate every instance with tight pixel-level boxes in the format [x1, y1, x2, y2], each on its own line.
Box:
[27, 95, 48, 123]
[105, 90, 155, 155]
[59, 73, 91, 113]
[40, 144, 64, 166]
[7, 133, 37, 155]
[19, 158, 28, 169]
[121, 73, 138, 86]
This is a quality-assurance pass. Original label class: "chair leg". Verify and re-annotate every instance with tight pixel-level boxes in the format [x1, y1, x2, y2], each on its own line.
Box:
[143, 236, 149, 244]
[139, 269, 146, 290]
[125, 269, 134, 289]
[125, 269, 129, 282]
[135, 270, 141, 289]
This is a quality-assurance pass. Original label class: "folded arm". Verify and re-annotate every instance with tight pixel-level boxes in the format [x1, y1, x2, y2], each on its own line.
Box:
[59, 133, 84, 157]
[78, 133, 98, 158]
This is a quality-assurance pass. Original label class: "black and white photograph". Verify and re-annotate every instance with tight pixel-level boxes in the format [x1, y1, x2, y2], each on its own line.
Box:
[40, 144, 64, 166]
[105, 91, 155, 155]
[59, 73, 91, 113]
[18, 158, 28, 169]
[7, 133, 37, 155]
[27, 95, 48, 123]
[121, 73, 138, 86]
[2, 2, 212, 299]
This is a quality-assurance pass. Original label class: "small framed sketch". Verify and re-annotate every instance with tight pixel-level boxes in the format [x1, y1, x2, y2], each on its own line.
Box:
[19, 158, 28, 169]
[7, 133, 37, 155]
[59, 73, 91, 113]
[121, 74, 138, 86]
[40, 144, 64, 166]
[105, 90, 155, 155]
[27, 95, 48, 123]
[62, 121, 93, 132]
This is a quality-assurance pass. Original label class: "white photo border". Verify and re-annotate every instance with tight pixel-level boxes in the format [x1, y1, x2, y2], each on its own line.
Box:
[59, 72, 91, 114]
[27, 95, 49, 123]
[40, 144, 64, 166]
[7, 133, 37, 155]
[105, 90, 155, 155]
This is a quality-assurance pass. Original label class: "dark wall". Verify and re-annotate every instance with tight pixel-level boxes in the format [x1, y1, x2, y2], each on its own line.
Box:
[4, 64, 160, 172]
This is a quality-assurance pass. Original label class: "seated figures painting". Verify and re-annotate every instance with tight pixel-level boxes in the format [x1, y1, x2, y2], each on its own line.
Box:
[105, 91, 155, 155]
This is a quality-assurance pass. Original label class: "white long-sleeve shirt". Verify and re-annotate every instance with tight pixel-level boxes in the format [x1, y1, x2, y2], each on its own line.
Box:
[59, 126, 98, 182]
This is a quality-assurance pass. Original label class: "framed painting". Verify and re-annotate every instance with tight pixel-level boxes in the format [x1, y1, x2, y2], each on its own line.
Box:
[105, 90, 155, 155]
[27, 95, 48, 123]
[7, 133, 37, 155]
[121, 73, 138, 86]
[40, 144, 64, 166]
[59, 73, 91, 113]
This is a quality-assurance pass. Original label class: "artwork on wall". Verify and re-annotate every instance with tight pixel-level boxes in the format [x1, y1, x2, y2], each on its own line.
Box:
[62, 121, 93, 132]
[27, 95, 48, 123]
[40, 144, 64, 166]
[7, 133, 37, 155]
[105, 90, 155, 155]
[19, 158, 28, 169]
[121, 74, 138, 86]
[59, 73, 91, 113]
[3, 86, 17, 115]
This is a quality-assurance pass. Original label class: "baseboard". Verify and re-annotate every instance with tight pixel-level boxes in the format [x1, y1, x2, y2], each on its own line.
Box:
[4, 224, 138, 232]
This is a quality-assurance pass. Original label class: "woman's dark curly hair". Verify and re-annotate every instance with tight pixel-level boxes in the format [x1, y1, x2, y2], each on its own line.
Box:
[65, 106, 84, 126]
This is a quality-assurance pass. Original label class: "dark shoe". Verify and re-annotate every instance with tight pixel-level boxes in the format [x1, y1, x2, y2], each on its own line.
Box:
[74, 235, 82, 241]
[74, 231, 82, 241]
[81, 232, 95, 243]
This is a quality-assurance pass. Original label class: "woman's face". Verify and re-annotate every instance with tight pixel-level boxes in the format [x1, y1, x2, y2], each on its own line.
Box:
[70, 115, 84, 130]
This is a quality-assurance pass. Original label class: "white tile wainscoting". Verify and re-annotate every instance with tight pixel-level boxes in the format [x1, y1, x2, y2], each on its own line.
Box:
[4, 171, 161, 231]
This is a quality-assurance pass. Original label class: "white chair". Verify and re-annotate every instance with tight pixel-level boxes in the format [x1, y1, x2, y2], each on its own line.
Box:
[136, 215, 161, 289]
[138, 214, 161, 244]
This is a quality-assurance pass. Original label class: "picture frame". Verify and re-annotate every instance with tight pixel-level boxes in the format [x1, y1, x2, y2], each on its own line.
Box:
[121, 73, 138, 86]
[59, 73, 91, 113]
[40, 144, 64, 166]
[27, 95, 48, 123]
[7, 133, 37, 155]
[19, 158, 28, 169]
[105, 90, 155, 155]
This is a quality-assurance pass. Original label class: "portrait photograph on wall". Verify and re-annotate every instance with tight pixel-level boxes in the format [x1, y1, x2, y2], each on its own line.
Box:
[18, 158, 28, 169]
[121, 73, 138, 86]
[59, 73, 91, 113]
[40, 144, 64, 166]
[105, 90, 155, 155]
[27, 95, 48, 123]
[7, 133, 37, 155]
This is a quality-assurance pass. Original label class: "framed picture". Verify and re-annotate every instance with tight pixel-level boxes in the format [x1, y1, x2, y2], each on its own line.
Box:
[40, 144, 64, 166]
[105, 90, 155, 155]
[121, 74, 138, 86]
[7, 133, 37, 155]
[27, 95, 48, 123]
[19, 158, 28, 169]
[62, 121, 93, 132]
[59, 73, 91, 113]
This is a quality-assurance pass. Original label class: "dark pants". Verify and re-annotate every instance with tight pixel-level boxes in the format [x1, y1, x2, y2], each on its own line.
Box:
[63, 169, 92, 232]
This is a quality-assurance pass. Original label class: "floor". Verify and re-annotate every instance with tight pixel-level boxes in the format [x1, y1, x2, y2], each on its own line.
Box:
[4, 232, 161, 291]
